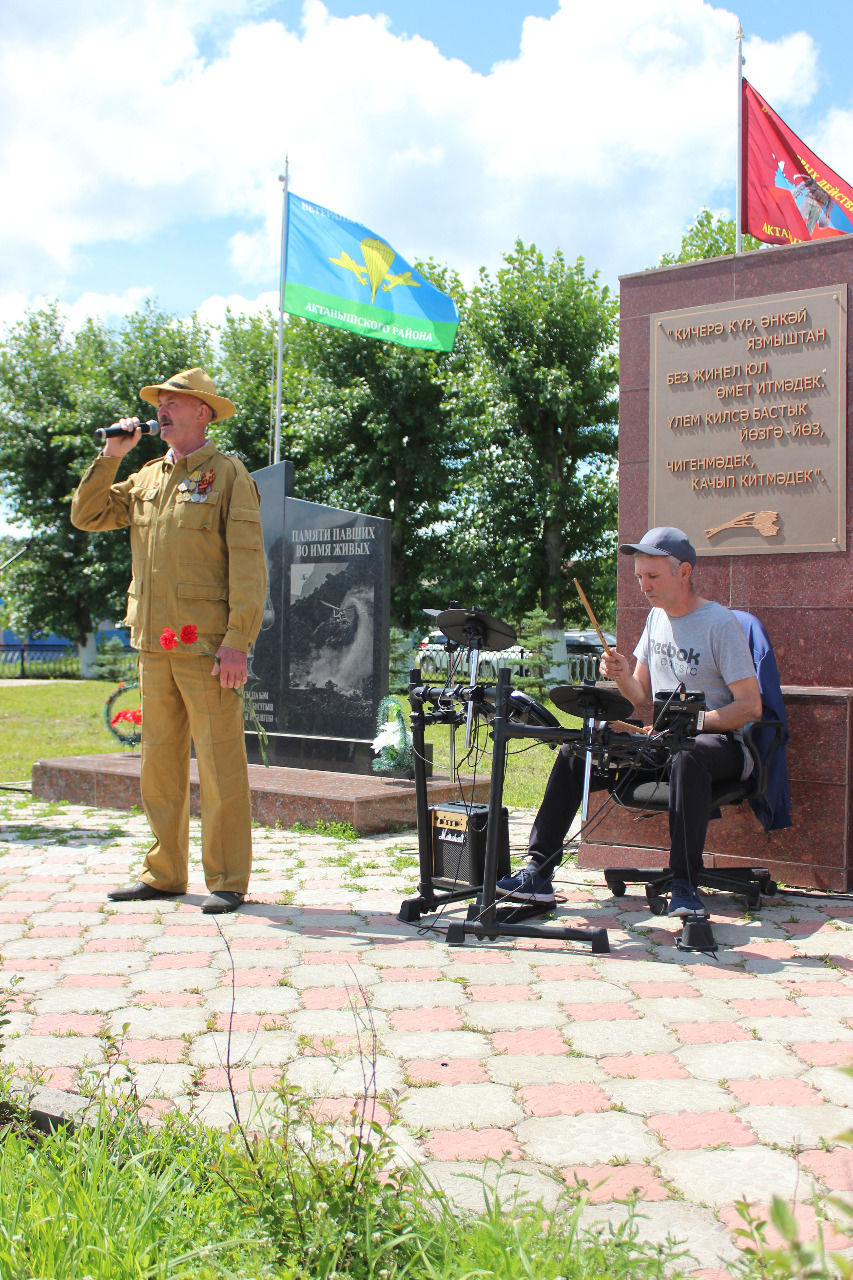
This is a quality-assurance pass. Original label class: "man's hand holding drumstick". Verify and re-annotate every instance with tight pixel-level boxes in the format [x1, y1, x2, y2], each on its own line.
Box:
[572, 578, 652, 730]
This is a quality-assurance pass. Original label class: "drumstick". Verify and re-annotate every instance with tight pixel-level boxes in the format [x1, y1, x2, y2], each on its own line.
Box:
[573, 578, 614, 656]
[609, 719, 647, 735]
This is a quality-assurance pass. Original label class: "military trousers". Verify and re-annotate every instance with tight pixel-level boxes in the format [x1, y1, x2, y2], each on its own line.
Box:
[137, 649, 253, 894]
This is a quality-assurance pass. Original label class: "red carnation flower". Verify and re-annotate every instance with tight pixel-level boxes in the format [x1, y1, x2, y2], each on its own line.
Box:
[160, 628, 177, 650]
[180, 624, 198, 645]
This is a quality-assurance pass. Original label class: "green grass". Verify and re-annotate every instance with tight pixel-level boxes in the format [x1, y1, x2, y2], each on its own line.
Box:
[0, 1074, 695, 1280]
[0, 681, 572, 809]
[0, 680, 126, 784]
[417, 695, 579, 809]
[1, 1064, 846, 1280]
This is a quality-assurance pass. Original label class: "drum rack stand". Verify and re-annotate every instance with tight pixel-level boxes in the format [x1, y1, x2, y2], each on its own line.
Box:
[399, 666, 610, 954]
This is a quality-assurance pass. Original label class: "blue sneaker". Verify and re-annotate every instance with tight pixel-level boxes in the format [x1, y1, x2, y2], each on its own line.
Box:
[667, 879, 709, 918]
[496, 863, 556, 904]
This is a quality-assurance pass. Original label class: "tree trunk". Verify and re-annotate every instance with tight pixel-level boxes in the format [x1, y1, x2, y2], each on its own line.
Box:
[78, 630, 99, 678]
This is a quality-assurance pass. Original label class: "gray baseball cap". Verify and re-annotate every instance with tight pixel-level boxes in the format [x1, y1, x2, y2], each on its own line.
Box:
[618, 526, 696, 567]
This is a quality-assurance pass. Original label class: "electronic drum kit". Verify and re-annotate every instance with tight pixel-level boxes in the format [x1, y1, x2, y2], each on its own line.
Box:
[401, 604, 704, 954]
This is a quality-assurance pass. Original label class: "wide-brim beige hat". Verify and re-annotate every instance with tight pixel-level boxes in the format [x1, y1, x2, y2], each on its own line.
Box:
[139, 367, 236, 422]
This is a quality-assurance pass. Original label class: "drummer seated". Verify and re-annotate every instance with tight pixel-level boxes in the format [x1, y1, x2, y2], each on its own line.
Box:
[497, 526, 761, 919]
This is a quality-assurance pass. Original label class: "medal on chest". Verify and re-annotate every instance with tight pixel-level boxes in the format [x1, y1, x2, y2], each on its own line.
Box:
[177, 466, 216, 503]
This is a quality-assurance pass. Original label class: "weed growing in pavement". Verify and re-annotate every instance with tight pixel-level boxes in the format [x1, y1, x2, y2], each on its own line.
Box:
[291, 817, 361, 842]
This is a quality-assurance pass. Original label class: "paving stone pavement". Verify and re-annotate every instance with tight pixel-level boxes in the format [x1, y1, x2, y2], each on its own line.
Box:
[1, 792, 853, 1277]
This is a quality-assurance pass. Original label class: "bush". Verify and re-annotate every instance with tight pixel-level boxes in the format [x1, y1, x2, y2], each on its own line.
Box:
[92, 636, 136, 682]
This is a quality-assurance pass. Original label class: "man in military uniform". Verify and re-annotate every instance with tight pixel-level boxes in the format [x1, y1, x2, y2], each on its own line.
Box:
[71, 368, 267, 914]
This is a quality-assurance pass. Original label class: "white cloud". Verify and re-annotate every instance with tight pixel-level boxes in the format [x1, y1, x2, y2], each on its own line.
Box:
[194, 289, 278, 329]
[0, 0, 830, 321]
[0, 287, 154, 337]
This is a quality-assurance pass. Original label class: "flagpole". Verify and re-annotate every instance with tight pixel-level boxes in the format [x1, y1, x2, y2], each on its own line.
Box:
[736, 21, 744, 254]
[273, 158, 289, 465]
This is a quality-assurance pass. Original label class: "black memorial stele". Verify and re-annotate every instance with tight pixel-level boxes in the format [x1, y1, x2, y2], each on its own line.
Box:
[246, 460, 391, 772]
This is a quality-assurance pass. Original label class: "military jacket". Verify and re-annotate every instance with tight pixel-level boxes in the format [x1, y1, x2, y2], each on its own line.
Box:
[71, 441, 267, 654]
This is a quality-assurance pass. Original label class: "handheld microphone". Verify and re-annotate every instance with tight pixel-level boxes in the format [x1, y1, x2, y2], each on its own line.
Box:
[95, 419, 160, 440]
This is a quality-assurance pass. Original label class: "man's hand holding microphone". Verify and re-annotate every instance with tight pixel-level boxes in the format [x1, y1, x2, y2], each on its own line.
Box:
[96, 417, 159, 458]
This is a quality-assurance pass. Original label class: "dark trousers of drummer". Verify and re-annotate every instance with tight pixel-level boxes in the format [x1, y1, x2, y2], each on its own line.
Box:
[528, 734, 746, 879]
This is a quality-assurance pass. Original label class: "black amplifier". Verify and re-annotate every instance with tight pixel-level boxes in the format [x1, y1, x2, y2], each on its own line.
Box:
[429, 801, 510, 889]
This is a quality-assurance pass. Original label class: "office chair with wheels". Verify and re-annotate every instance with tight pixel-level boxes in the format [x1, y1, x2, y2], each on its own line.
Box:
[602, 610, 790, 913]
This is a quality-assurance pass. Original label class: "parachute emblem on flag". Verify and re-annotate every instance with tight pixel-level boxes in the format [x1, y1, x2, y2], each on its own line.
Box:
[330, 239, 420, 303]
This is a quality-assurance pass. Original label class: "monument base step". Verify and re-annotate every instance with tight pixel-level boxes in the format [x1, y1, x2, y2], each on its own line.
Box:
[31, 753, 488, 835]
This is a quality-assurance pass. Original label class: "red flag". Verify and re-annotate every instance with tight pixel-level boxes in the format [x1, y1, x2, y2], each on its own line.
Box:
[741, 78, 853, 246]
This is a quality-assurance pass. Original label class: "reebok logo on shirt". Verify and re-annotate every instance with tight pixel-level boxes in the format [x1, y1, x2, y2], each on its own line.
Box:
[650, 640, 700, 676]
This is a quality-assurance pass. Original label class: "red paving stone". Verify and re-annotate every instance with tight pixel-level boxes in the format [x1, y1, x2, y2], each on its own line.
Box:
[467, 985, 534, 1003]
[378, 967, 444, 982]
[389, 1008, 464, 1032]
[150, 952, 214, 969]
[790, 1042, 853, 1066]
[672, 1022, 752, 1044]
[404, 1058, 489, 1085]
[736, 941, 797, 960]
[799, 1147, 853, 1191]
[784, 920, 836, 936]
[517, 1083, 611, 1116]
[729, 999, 809, 1018]
[310, 1098, 392, 1124]
[782, 980, 853, 997]
[123, 1039, 186, 1063]
[531, 964, 594, 980]
[490, 1029, 569, 1056]
[629, 982, 701, 997]
[425, 1129, 523, 1161]
[717, 1202, 851, 1251]
[232, 968, 288, 986]
[300, 988, 360, 1010]
[28, 926, 83, 937]
[161, 926, 222, 938]
[728, 1078, 823, 1106]
[138, 1098, 176, 1118]
[561, 1163, 671, 1202]
[201, 1066, 284, 1092]
[562, 1003, 639, 1021]
[649, 1111, 757, 1149]
[599, 1054, 689, 1079]
[37, 1066, 79, 1091]
[0, 913, 28, 923]
[29, 1014, 105, 1035]
[227, 935, 293, 949]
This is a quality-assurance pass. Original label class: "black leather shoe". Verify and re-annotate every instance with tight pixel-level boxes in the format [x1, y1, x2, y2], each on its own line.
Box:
[201, 891, 245, 915]
[107, 881, 181, 902]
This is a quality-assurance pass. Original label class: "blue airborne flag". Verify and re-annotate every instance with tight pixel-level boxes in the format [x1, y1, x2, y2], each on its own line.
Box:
[284, 193, 459, 352]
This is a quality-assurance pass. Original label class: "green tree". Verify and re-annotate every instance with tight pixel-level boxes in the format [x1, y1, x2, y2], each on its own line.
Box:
[213, 308, 279, 470]
[658, 208, 760, 264]
[0, 304, 211, 646]
[283, 266, 472, 628]
[455, 241, 619, 628]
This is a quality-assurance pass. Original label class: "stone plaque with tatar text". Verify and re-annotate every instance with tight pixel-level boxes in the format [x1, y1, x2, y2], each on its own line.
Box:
[649, 284, 846, 554]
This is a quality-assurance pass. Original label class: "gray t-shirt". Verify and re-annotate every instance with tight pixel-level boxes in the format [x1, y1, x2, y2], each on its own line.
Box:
[634, 601, 756, 711]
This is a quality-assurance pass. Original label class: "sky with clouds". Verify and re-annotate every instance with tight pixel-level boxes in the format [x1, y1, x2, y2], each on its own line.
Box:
[2, 0, 853, 341]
